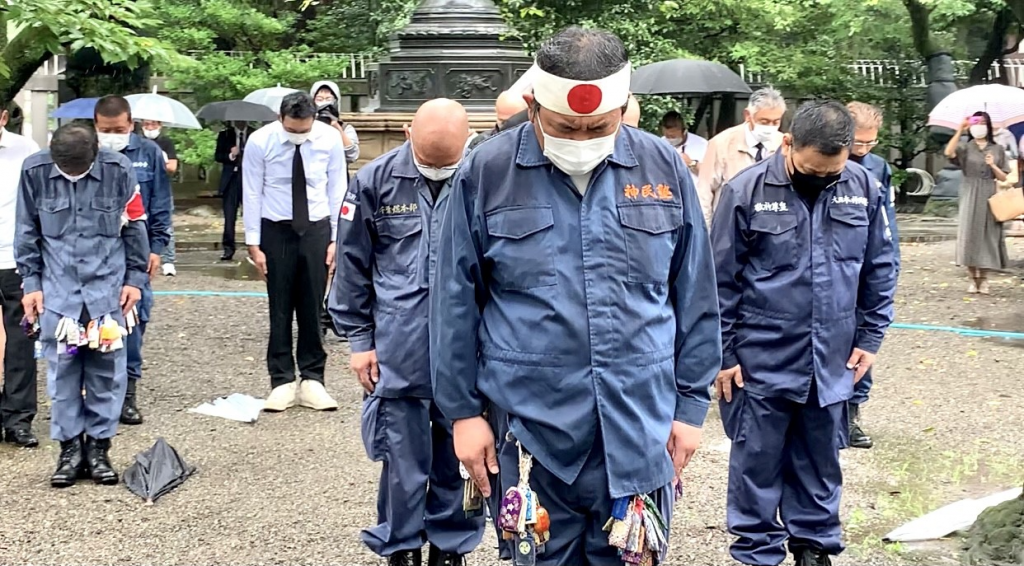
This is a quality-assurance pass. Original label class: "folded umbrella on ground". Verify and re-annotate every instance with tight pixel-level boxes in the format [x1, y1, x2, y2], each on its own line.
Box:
[123, 438, 196, 504]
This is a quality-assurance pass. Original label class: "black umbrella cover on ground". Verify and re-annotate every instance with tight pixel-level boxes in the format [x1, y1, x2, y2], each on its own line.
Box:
[124, 438, 197, 504]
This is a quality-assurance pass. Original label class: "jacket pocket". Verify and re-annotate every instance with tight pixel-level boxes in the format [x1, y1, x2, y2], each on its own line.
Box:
[375, 215, 423, 274]
[748, 213, 799, 271]
[618, 202, 683, 285]
[485, 206, 557, 290]
[828, 205, 869, 262]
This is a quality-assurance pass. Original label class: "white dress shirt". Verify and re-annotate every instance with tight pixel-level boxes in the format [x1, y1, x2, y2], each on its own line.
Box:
[242, 121, 347, 246]
[664, 133, 708, 187]
[0, 128, 40, 269]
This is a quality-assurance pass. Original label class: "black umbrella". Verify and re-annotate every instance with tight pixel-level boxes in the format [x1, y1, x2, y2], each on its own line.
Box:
[630, 59, 752, 96]
[124, 438, 196, 504]
[195, 100, 278, 123]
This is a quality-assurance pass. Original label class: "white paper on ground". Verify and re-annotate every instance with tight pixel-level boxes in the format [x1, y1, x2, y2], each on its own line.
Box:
[188, 393, 265, 423]
[883, 487, 1023, 542]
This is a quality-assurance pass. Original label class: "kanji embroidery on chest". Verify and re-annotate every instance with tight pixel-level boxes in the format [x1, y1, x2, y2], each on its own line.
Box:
[753, 201, 789, 213]
[624, 183, 673, 201]
[831, 195, 868, 206]
[378, 203, 418, 216]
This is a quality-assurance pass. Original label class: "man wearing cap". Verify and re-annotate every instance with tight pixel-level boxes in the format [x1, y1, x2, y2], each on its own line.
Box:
[431, 26, 721, 565]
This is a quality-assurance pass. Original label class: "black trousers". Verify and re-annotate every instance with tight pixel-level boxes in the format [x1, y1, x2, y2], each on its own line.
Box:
[0, 269, 37, 431]
[260, 218, 330, 388]
[221, 174, 243, 253]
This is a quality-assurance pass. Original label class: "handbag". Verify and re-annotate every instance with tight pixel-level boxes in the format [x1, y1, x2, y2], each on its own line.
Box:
[988, 186, 1024, 222]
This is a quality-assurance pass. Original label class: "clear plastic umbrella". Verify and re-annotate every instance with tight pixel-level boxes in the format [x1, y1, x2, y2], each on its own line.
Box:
[928, 84, 1024, 130]
[125, 87, 201, 130]
[243, 84, 301, 113]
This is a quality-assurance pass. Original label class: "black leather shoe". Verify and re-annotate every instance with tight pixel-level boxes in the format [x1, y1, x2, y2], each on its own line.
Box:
[427, 545, 464, 566]
[84, 436, 119, 485]
[795, 549, 833, 566]
[3, 428, 39, 448]
[220, 249, 235, 261]
[848, 403, 873, 449]
[120, 379, 143, 425]
[387, 549, 422, 566]
[50, 436, 87, 488]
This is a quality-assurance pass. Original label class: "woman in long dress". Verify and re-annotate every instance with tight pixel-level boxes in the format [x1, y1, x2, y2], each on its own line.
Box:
[943, 111, 1010, 294]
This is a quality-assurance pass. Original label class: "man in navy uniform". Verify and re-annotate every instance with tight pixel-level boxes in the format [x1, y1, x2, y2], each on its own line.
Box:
[844, 101, 901, 449]
[93, 95, 172, 426]
[431, 27, 721, 565]
[331, 98, 484, 566]
[16, 123, 149, 487]
[712, 101, 896, 566]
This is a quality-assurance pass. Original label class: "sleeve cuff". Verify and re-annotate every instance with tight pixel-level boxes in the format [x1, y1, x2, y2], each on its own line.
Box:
[721, 350, 739, 371]
[674, 396, 710, 428]
[125, 271, 149, 290]
[22, 276, 41, 294]
[244, 232, 261, 247]
[349, 334, 375, 353]
[855, 332, 882, 355]
[149, 241, 165, 255]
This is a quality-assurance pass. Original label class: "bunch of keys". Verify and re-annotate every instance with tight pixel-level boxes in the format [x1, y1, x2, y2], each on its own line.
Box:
[497, 443, 551, 566]
[460, 463, 484, 518]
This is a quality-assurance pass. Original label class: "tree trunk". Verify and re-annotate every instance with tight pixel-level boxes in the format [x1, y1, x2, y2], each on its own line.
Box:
[903, 0, 941, 58]
[968, 7, 1014, 85]
[0, 27, 56, 110]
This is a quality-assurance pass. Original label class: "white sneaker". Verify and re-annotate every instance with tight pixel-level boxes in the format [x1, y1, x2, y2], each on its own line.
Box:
[162, 263, 177, 276]
[263, 382, 298, 412]
[297, 379, 339, 411]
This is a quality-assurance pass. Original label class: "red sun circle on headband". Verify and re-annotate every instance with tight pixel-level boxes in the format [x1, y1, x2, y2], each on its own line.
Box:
[566, 84, 602, 114]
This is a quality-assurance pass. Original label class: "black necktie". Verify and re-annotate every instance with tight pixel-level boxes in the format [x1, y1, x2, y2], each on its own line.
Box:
[755, 143, 765, 162]
[292, 144, 310, 235]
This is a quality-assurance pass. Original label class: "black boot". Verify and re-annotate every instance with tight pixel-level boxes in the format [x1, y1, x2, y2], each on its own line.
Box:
[387, 549, 422, 566]
[84, 436, 119, 485]
[848, 403, 873, 449]
[50, 436, 87, 488]
[794, 549, 833, 566]
[427, 545, 464, 566]
[120, 379, 143, 425]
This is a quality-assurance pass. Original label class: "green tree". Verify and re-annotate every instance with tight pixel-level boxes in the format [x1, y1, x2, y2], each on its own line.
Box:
[0, 0, 174, 103]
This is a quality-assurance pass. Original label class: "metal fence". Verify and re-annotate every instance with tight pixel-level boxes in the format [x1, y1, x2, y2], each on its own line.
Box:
[148, 51, 373, 80]
[740, 59, 1024, 88]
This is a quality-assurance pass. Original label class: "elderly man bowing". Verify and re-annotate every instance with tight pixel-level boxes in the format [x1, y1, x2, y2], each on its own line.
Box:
[431, 26, 721, 566]
[330, 99, 484, 566]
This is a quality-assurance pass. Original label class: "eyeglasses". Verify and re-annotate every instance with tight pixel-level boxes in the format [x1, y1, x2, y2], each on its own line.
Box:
[853, 140, 879, 148]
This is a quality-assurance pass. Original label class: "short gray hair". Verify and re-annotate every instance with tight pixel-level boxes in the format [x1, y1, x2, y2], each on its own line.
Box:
[746, 87, 786, 113]
[791, 101, 854, 156]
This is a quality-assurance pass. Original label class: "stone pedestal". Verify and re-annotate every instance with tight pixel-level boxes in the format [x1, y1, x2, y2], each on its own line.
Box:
[372, 0, 533, 113]
[343, 111, 497, 171]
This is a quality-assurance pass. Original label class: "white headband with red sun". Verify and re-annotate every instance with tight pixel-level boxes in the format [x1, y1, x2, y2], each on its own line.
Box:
[531, 62, 632, 117]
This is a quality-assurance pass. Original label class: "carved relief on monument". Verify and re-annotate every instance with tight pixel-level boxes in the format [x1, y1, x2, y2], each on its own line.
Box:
[385, 70, 435, 100]
[446, 70, 503, 99]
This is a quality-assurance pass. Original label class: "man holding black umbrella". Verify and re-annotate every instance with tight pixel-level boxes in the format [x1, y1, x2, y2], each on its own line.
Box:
[216, 120, 254, 261]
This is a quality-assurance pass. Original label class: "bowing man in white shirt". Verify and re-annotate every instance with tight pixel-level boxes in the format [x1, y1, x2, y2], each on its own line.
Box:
[243, 92, 347, 412]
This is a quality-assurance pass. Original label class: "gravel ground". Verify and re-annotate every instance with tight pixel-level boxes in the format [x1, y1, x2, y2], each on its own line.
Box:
[1, 239, 1022, 566]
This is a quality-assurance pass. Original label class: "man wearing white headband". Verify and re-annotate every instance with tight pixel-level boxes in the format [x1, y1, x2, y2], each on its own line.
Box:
[431, 26, 721, 565]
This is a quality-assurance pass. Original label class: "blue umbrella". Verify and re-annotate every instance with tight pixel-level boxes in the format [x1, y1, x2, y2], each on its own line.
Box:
[50, 98, 99, 120]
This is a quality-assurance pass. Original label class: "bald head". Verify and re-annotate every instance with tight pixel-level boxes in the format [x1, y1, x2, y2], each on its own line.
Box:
[409, 98, 469, 168]
[623, 95, 641, 127]
[495, 91, 528, 125]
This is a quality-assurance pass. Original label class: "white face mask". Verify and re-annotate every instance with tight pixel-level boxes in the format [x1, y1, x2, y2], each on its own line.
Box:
[56, 163, 93, 183]
[969, 125, 989, 140]
[143, 128, 161, 140]
[538, 120, 619, 176]
[416, 162, 460, 182]
[751, 123, 779, 144]
[98, 132, 131, 152]
[665, 137, 684, 147]
[287, 131, 310, 146]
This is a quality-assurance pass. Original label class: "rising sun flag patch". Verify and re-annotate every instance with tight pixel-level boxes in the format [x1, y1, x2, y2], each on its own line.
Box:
[121, 185, 148, 228]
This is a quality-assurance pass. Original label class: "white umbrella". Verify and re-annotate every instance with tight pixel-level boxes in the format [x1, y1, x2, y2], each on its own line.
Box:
[244, 84, 301, 114]
[928, 84, 1024, 130]
[125, 86, 201, 130]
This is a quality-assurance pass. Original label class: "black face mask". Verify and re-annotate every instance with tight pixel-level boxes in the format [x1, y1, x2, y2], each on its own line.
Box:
[789, 156, 841, 193]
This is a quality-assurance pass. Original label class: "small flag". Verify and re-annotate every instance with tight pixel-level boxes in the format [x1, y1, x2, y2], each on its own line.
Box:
[340, 202, 355, 221]
[121, 185, 148, 228]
